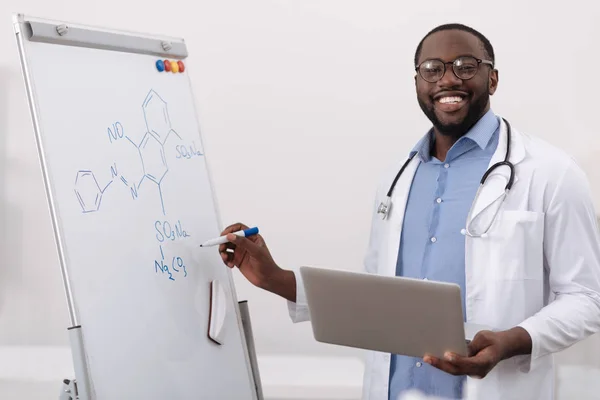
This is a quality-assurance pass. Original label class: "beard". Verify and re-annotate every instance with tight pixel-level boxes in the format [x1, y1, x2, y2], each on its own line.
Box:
[418, 91, 490, 138]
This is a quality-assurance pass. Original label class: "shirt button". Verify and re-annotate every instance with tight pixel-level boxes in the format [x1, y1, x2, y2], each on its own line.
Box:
[444, 163, 450, 168]
[416, 362, 422, 367]
[430, 237, 437, 243]
[460, 228, 466, 235]
[436, 198, 442, 204]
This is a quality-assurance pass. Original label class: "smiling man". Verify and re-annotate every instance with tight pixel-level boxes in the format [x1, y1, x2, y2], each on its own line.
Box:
[414, 25, 497, 162]
[218, 23, 600, 400]
[386, 24, 504, 399]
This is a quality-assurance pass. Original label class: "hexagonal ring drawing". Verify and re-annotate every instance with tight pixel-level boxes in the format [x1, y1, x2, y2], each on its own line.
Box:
[76, 89, 180, 217]
[139, 132, 169, 185]
[74, 170, 103, 212]
[143, 89, 173, 145]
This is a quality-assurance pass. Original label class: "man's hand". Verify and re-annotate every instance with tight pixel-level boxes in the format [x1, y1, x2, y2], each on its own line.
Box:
[218, 222, 297, 302]
[423, 327, 532, 379]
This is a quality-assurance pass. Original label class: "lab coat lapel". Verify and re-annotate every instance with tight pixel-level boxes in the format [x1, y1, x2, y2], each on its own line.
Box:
[467, 118, 525, 229]
[382, 155, 420, 277]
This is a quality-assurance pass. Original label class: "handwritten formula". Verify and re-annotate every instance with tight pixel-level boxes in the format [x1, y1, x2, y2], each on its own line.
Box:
[76, 89, 203, 283]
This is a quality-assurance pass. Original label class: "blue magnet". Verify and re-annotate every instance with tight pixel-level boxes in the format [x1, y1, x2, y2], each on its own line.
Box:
[156, 60, 165, 72]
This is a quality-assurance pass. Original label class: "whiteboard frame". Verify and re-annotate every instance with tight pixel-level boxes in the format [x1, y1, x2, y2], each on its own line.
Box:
[12, 13, 260, 400]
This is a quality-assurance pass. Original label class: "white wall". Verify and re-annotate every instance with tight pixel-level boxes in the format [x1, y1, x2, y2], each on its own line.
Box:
[0, 0, 599, 398]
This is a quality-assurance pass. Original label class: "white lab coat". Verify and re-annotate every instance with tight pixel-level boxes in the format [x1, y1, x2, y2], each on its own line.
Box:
[287, 118, 600, 400]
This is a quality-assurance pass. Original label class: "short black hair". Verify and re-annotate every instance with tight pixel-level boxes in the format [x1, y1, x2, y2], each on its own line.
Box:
[414, 23, 495, 67]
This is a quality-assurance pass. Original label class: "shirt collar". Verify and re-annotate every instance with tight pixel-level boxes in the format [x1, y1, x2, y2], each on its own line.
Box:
[411, 109, 499, 162]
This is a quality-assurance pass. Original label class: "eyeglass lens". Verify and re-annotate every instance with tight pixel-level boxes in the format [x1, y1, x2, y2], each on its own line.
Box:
[418, 56, 480, 83]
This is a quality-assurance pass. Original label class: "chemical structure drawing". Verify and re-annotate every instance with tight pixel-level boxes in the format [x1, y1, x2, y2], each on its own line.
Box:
[74, 88, 201, 284]
[74, 89, 185, 215]
[139, 132, 169, 185]
[74, 170, 112, 213]
[143, 90, 178, 145]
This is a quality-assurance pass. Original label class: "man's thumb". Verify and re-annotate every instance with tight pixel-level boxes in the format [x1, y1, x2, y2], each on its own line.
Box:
[467, 331, 490, 356]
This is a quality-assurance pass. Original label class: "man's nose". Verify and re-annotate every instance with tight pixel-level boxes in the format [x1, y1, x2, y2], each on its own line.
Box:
[437, 65, 463, 87]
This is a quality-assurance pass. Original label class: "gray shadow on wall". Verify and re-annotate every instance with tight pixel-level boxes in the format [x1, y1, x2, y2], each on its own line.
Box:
[0, 66, 24, 314]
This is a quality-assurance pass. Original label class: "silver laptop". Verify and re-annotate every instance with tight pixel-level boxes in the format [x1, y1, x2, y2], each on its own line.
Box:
[299, 266, 468, 358]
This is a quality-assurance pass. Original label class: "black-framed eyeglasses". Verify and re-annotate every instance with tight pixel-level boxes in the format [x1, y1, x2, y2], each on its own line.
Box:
[415, 56, 494, 83]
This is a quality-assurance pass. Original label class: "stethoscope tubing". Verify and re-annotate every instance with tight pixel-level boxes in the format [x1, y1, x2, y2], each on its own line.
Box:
[377, 118, 515, 237]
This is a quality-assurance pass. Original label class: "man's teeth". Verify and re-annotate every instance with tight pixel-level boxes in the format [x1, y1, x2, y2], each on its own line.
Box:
[438, 96, 463, 104]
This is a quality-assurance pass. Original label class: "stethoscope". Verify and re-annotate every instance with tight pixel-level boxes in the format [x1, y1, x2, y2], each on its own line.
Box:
[377, 118, 515, 237]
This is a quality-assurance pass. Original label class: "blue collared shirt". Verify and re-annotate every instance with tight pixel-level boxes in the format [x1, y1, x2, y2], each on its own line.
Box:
[388, 110, 500, 400]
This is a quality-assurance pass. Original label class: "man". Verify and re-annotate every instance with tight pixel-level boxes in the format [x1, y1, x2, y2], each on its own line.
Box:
[218, 23, 600, 400]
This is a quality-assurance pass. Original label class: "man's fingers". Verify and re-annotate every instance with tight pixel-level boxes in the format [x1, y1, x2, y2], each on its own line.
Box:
[221, 243, 254, 269]
[423, 354, 460, 375]
[424, 352, 486, 377]
[218, 242, 236, 266]
[220, 222, 249, 236]
[220, 251, 234, 268]
[228, 234, 262, 254]
[443, 352, 474, 373]
[425, 333, 498, 378]
[218, 241, 235, 254]
[442, 351, 492, 378]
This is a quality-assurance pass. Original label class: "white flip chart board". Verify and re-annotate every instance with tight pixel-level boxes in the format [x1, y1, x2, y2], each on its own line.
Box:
[13, 14, 257, 400]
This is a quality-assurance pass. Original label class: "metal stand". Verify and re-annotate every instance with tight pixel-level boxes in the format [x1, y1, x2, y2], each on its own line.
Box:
[58, 325, 93, 399]
[68, 325, 93, 399]
[238, 301, 264, 400]
[13, 14, 93, 400]
[59, 379, 77, 400]
[60, 305, 262, 399]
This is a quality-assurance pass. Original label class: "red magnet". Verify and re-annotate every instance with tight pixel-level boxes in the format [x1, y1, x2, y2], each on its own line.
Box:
[177, 61, 185, 72]
[164, 60, 172, 72]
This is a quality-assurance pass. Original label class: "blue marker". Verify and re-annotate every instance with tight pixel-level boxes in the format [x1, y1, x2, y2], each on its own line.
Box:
[156, 60, 165, 72]
[199, 227, 259, 247]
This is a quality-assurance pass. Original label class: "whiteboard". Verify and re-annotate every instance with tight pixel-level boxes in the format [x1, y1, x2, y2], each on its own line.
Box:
[14, 14, 257, 400]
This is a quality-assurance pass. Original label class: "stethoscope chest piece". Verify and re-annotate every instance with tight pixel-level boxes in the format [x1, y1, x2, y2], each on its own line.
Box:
[377, 196, 391, 219]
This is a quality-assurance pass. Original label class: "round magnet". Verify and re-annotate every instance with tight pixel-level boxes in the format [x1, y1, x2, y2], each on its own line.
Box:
[164, 60, 172, 72]
[177, 61, 185, 72]
[155, 60, 165, 72]
[171, 61, 179, 73]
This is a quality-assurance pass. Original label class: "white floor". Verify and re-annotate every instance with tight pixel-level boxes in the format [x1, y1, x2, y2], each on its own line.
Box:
[258, 355, 600, 400]
[258, 355, 364, 400]
[0, 347, 599, 399]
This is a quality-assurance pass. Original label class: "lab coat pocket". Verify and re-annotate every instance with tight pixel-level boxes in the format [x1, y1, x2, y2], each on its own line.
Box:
[487, 210, 544, 281]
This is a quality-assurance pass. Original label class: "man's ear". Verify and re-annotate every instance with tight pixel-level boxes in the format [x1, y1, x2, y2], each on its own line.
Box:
[489, 69, 499, 95]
